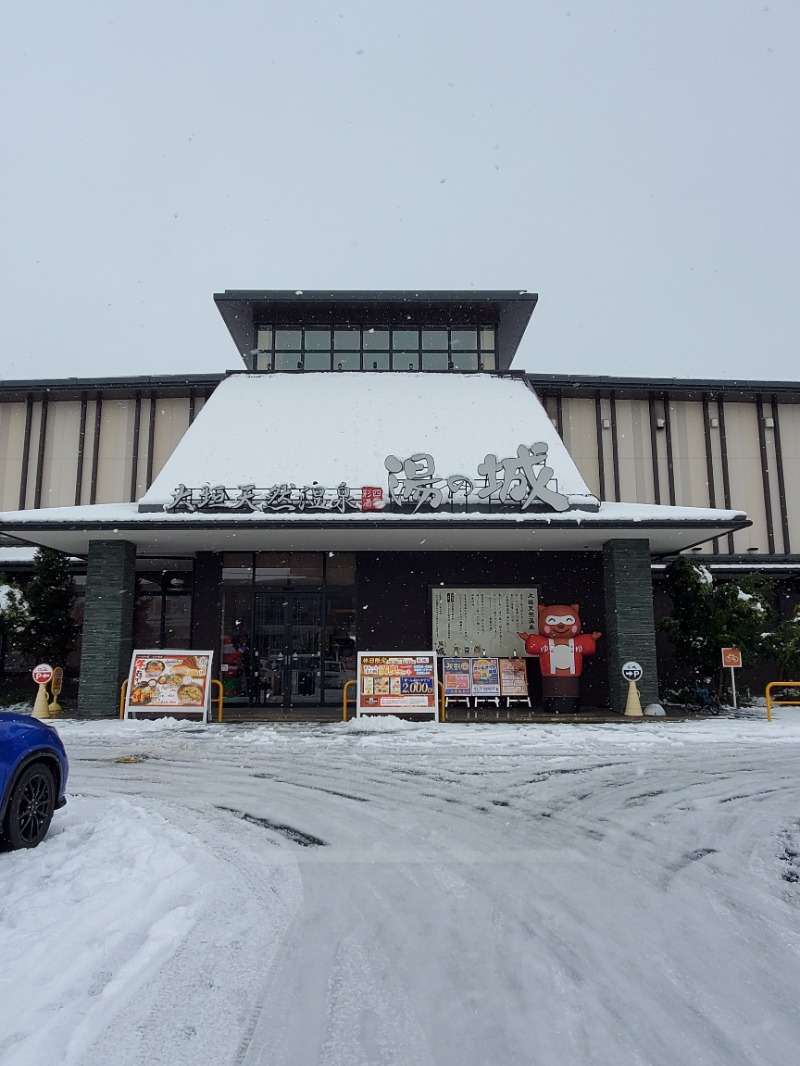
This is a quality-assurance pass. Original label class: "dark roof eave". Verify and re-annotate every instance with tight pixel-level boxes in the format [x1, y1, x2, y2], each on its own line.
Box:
[213, 289, 538, 371]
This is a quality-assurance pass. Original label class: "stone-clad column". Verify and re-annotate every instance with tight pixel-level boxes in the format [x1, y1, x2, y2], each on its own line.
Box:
[603, 539, 659, 713]
[192, 553, 222, 678]
[78, 540, 136, 716]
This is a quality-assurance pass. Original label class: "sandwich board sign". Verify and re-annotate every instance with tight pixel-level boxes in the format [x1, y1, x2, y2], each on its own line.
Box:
[124, 651, 213, 720]
[357, 652, 438, 719]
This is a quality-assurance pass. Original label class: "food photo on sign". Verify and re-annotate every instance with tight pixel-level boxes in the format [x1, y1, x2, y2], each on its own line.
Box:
[125, 652, 213, 715]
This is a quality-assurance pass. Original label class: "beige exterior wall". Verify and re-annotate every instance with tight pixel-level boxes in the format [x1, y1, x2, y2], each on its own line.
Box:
[722, 402, 769, 554]
[552, 389, 796, 557]
[1, 382, 797, 558]
[0, 402, 28, 510]
[150, 398, 192, 483]
[615, 398, 656, 505]
[95, 399, 138, 504]
[40, 401, 82, 508]
[776, 401, 800, 555]
[560, 398, 601, 498]
[0, 390, 199, 512]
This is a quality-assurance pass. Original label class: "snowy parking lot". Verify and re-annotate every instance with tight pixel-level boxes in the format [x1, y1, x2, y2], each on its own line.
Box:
[3, 710, 800, 1066]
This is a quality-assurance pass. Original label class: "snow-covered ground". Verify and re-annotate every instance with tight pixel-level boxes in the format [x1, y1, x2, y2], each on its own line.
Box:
[2, 709, 800, 1066]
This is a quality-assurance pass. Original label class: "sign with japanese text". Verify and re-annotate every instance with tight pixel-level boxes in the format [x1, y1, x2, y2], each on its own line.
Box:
[357, 652, 439, 718]
[471, 657, 501, 697]
[50, 667, 64, 696]
[32, 663, 53, 685]
[162, 443, 593, 517]
[499, 658, 529, 697]
[432, 587, 539, 658]
[442, 658, 472, 698]
[124, 651, 213, 720]
[622, 661, 643, 682]
[385, 445, 571, 511]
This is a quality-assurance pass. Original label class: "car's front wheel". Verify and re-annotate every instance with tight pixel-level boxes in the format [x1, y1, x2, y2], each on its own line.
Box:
[3, 762, 56, 849]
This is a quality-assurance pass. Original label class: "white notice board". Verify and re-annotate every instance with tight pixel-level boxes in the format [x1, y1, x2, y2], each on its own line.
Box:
[432, 587, 539, 658]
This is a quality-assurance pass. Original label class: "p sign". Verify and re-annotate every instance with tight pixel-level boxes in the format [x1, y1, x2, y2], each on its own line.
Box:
[32, 663, 53, 685]
[622, 661, 643, 682]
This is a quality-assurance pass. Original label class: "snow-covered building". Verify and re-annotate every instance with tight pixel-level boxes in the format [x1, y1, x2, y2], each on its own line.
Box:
[1, 289, 795, 715]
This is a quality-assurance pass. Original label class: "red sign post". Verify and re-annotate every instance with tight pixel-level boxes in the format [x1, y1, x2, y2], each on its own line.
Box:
[721, 648, 742, 709]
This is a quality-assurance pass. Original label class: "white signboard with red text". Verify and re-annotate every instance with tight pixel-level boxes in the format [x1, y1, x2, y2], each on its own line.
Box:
[357, 652, 439, 719]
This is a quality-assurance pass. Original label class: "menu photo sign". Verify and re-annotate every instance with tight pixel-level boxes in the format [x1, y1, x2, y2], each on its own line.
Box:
[442, 658, 472, 697]
[471, 657, 501, 697]
[499, 657, 529, 697]
[357, 652, 439, 719]
[124, 651, 214, 720]
[442, 656, 530, 700]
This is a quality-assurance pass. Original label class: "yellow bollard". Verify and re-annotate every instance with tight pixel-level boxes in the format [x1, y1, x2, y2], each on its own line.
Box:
[32, 682, 51, 719]
[31, 664, 54, 719]
[48, 666, 64, 715]
[623, 679, 644, 717]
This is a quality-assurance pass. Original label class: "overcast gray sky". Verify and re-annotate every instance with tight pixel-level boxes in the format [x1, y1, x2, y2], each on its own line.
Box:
[1, 1, 797, 382]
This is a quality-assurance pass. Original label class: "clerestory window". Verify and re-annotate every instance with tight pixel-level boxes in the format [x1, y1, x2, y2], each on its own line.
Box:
[252, 325, 496, 372]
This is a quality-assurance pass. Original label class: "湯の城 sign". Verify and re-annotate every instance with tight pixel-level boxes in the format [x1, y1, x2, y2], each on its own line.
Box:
[357, 652, 439, 718]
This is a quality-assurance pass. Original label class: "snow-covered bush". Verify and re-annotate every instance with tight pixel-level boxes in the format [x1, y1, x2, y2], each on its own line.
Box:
[660, 556, 774, 678]
[0, 550, 78, 668]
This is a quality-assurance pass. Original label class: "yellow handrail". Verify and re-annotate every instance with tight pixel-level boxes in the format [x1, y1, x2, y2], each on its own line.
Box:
[438, 681, 447, 722]
[212, 679, 224, 722]
[766, 680, 800, 722]
[343, 679, 356, 721]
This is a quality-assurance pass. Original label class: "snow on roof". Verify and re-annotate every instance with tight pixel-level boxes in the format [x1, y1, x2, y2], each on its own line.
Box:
[140, 373, 596, 505]
[0, 500, 746, 526]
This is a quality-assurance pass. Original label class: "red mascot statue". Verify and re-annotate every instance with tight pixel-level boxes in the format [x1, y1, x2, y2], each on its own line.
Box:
[519, 604, 601, 714]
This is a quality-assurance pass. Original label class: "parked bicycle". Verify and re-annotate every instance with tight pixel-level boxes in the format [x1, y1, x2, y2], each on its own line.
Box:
[689, 677, 721, 714]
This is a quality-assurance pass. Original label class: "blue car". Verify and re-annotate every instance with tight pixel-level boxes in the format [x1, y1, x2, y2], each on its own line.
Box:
[0, 713, 68, 849]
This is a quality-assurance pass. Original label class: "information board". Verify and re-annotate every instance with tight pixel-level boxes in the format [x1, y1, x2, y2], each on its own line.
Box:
[357, 652, 439, 718]
[432, 587, 539, 658]
[124, 651, 213, 719]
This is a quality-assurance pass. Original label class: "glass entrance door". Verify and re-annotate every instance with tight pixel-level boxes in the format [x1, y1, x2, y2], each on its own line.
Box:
[253, 592, 323, 708]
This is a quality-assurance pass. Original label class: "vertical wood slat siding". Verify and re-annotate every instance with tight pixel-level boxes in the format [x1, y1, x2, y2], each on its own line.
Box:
[662, 392, 676, 506]
[594, 393, 606, 500]
[75, 392, 88, 506]
[772, 396, 791, 553]
[647, 394, 662, 505]
[33, 396, 49, 508]
[716, 398, 735, 554]
[609, 395, 621, 503]
[18, 396, 33, 509]
[146, 391, 157, 488]
[129, 391, 142, 502]
[701, 394, 718, 553]
[756, 395, 776, 554]
[89, 396, 103, 505]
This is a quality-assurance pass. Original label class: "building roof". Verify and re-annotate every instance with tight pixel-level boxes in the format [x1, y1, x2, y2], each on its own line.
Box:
[0, 371, 748, 556]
